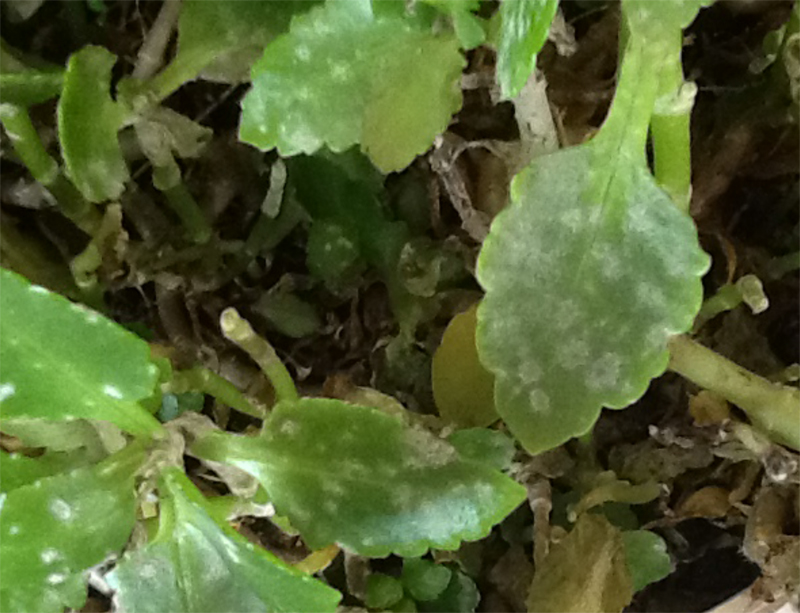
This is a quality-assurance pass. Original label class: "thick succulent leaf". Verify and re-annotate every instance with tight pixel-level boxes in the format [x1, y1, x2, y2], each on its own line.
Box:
[418, 568, 479, 613]
[0, 268, 162, 436]
[57, 46, 128, 202]
[447, 428, 516, 471]
[0, 69, 63, 106]
[402, 557, 452, 602]
[0, 449, 141, 613]
[173, 0, 313, 83]
[0, 450, 90, 493]
[496, 0, 559, 99]
[476, 146, 709, 453]
[239, 1, 465, 172]
[192, 398, 526, 557]
[622, 530, 673, 592]
[527, 513, 633, 613]
[432, 304, 498, 428]
[106, 469, 340, 613]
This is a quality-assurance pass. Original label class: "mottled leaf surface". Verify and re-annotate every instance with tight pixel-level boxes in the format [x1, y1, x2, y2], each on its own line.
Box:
[240, 1, 465, 172]
[0, 451, 140, 613]
[476, 146, 709, 453]
[57, 46, 128, 202]
[0, 268, 161, 436]
[106, 469, 340, 613]
[496, 0, 559, 99]
[192, 398, 526, 557]
[527, 514, 633, 613]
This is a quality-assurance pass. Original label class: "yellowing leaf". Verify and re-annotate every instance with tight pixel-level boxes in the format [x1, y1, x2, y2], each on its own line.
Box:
[527, 514, 633, 613]
[433, 304, 498, 428]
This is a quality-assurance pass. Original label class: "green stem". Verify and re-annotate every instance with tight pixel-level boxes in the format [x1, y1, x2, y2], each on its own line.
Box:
[693, 274, 768, 331]
[0, 104, 101, 232]
[169, 366, 265, 419]
[220, 307, 299, 404]
[650, 27, 695, 213]
[163, 182, 212, 244]
[668, 335, 800, 451]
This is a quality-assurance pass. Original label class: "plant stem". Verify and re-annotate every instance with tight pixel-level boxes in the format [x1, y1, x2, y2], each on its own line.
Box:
[132, 0, 182, 80]
[220, 307, 299, 404]
[163, 182, 212, 244]
[169, 366, 266, 419]
[650, 28, 695, 213]
[667, 335, 800, 451]
[0, 104, 101, 232]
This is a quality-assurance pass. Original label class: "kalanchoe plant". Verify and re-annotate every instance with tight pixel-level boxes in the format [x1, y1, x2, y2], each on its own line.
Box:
[0, 269, 524, 611]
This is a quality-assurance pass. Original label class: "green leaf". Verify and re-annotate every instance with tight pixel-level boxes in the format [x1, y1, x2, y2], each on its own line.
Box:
[477, 145, 709, 453]
[57, 46, 129, 202]
[418, 568, 479, 613]
[447, 428, 516, 471]
[402, 558, 452, 602]
[0, 450, 88, 493]
[0, 69, 63, 106]
[432, 304, 498, 428]
[622, 530, 673, 592]
[192, 398, 526, 557]
[173, 0, 313, 84]
[366, 574, 405, 609]
[0, 269, 162, 436]
[306, 220, 362, 285]
[0, 447, 142, 613]
[496, 0, 559, 99]
[106, 468, 341, 613]
[527, 514, 633, 613]
[239, 1, 465, 172]
[423, 0, 487, 50]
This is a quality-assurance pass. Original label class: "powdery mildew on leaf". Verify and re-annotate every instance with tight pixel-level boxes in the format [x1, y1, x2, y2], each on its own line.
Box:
[239, 1, 464, 172]
[0, 458, 138, 612]
[0, 269, 161, 436]
[476, 146, 709, 454]
[192, 398, 526, 557]
[106, 469, 340, 613]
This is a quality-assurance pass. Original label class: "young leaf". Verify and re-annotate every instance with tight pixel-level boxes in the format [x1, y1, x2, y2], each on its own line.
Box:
[239, 1, 465, 172]
[622, 530, 673, 592]
[423, 0, 486, 50]
[432, 304, 498, 428]
[496, 0, 559, 99]
[192, 398, 526, 557]
[106, 468, 341, 613]
[402, 558, 452, 602]
[418, 568, 480, 613]
[476, 2, 710, 454]
[0, 447, 142, 613]
[0, 268, 162, 436]
[366, 574, 405, 609]
[527, 513, 633, 613]
[57, 46, 129, 202]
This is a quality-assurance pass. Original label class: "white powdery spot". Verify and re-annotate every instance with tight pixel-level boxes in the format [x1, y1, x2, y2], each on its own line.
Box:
[278, 419, 299, 437]
[8, 524, 20, 535]
[138, 563, 157, 580]
[323, 499, 339, 514]
[0, 492, 6, 513]
[46, 573, 67, 585]
[635, 283, 667, 311]
[322, 481, 346, 497]
[330, 61, 351, 82]
[30, 285, 48, 294]
[41, 548, 61, 564]
[561, 208, 583, 232]
[555, 337, 590, 370]
[553, 299, 580, 331]
[0, 383, 16, 402]
[103, 384, 124, 400]
[402, 427, 457, 469]
[49, 498, 74, 522]
[528, 389, 551, 413]
[586, 354, 622, 392]
[295, 44, 311, 62]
